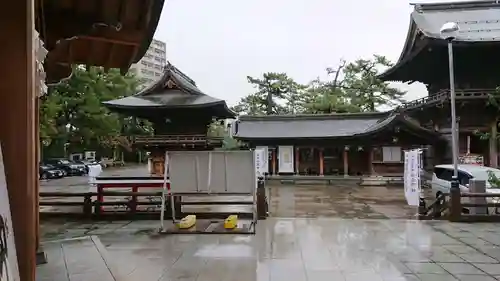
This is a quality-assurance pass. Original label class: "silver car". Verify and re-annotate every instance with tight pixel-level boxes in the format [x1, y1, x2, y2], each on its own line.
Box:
[431, 164, 500, 214]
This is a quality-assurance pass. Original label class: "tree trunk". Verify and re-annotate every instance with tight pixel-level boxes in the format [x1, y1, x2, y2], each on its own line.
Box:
[266, 92, 273, 115]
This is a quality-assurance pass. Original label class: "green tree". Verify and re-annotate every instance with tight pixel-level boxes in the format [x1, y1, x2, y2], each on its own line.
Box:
[40, 66, 150, 157]
[301, 78, 362, 114]
[300, 59, 361, 114]
[207, 120, 242, 150]
[232, 72, 305, 115]
[231, 94, 267, 115]
[342, 55, 406, 111]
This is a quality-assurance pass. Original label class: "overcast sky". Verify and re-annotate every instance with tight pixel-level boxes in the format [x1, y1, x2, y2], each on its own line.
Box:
[152, 0, 464, 107]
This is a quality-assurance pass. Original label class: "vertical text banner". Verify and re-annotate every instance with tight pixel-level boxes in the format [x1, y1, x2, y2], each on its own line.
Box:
[404, 149, 421, 206]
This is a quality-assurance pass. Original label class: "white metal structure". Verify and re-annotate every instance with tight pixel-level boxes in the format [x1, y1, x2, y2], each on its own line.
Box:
[159, 150, 258, 232]
[431, 164, 500, 212]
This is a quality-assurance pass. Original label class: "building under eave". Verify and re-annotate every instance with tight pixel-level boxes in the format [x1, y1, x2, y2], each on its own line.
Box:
[233, 112, 446, 176]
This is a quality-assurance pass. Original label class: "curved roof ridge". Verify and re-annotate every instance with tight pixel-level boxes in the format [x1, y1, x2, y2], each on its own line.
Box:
[136, 62, 204, 97]
[414, 0, 500, 12]
[238, 111, 389, 121]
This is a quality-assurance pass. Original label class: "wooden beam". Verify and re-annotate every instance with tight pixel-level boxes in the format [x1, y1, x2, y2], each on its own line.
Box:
[42, 6, 143, 50]
[0, 0, 37, 280]
[77, 36, 140, 46]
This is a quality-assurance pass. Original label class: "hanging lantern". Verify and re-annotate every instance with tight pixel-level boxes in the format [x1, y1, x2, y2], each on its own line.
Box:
[393, 137, 398, 143]
[357, 146, 363, 151]
[344, 145, 350, 151]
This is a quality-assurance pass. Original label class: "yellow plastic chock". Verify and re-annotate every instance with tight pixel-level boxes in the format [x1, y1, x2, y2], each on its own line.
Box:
[224, 215, 238, 229]
[178, 215, 196, 229]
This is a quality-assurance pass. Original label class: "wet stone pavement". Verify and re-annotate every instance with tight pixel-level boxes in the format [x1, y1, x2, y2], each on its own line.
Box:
[38, 218, 500, 281]
[268, 184, 427, 219]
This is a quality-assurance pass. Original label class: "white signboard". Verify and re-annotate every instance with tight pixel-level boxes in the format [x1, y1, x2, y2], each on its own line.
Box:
[254, 149, 267, 177]
[0, 147, 20, 281]
[278, 146, 294, 173]
[256, 146, 268, 175]
[404, 149, 421, 206]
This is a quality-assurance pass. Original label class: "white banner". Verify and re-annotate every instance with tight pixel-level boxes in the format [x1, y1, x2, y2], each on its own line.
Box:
[0, 146, 20, 281]
[254, 148, 267, 177]
[404, 149, 421, 206]
[278, 146, 294, 173]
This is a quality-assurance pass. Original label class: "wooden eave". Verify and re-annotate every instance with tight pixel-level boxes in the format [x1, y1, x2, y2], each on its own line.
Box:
[36, 0, 165, 83]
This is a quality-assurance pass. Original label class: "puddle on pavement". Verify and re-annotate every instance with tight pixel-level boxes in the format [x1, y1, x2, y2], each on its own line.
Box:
[194, 244, 254, 258]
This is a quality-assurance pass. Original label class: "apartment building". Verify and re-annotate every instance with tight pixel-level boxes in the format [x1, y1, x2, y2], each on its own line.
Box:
[129, 38, 167, 88]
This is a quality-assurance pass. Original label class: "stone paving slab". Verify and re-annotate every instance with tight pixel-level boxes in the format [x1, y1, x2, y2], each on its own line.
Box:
[36, 236, 116, 281]
[268, 185, 425, 219]
[38, 219, 500, 281]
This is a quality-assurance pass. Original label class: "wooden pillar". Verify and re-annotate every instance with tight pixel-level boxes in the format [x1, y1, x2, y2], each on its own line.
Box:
[35, 98, 41, 257]
[271, 148, 276, 175]
[0, 0, 37, 280]
[295, 147, 300, 175]
[318, 148, 324, 176]
[343, 147, 349, 177]
[489, 121, 498, 168]
[368, 147, 375, 175]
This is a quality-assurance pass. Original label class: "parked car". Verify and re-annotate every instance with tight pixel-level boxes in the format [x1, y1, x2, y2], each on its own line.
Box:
[44, 158, 87, 176]
[39, 164, 65, 180]
[431, 164, 500, 214]
[99, 158, 114, 168]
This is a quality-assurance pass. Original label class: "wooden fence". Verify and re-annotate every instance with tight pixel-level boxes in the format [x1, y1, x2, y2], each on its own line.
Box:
[419, 189, 500, 222]
[39, 184, 268, 220]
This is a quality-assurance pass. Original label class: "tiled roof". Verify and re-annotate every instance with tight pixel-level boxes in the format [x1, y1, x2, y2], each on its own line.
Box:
[234, 112, 388, 139]
[412, 1, 500, 42]
[234, 113, 443, 140]
[103, 63, 235, 118]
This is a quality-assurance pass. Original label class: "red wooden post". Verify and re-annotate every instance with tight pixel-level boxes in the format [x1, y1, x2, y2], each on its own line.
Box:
[271, 149, 276, 175]
[343, 146, 349, 177]
[97, 184, 104, 213]
[131, 185, 138, 213]
[319, 148, 324, 176]
[295, 147, 300, 175]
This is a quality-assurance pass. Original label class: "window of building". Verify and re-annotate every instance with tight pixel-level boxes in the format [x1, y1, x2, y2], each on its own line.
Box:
[141, 61, 148, 66]
[382, 146, 402, 162]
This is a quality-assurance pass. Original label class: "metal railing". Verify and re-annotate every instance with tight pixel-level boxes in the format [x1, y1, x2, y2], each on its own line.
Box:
[397, 88, 499, 111]
[130, 135, 224, 146]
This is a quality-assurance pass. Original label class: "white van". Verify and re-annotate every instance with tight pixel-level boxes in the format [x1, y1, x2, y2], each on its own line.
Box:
[431, 164, 500, 213]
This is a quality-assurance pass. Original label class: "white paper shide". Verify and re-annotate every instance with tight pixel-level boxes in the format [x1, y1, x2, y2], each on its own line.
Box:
[34, 30, 48, 97]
